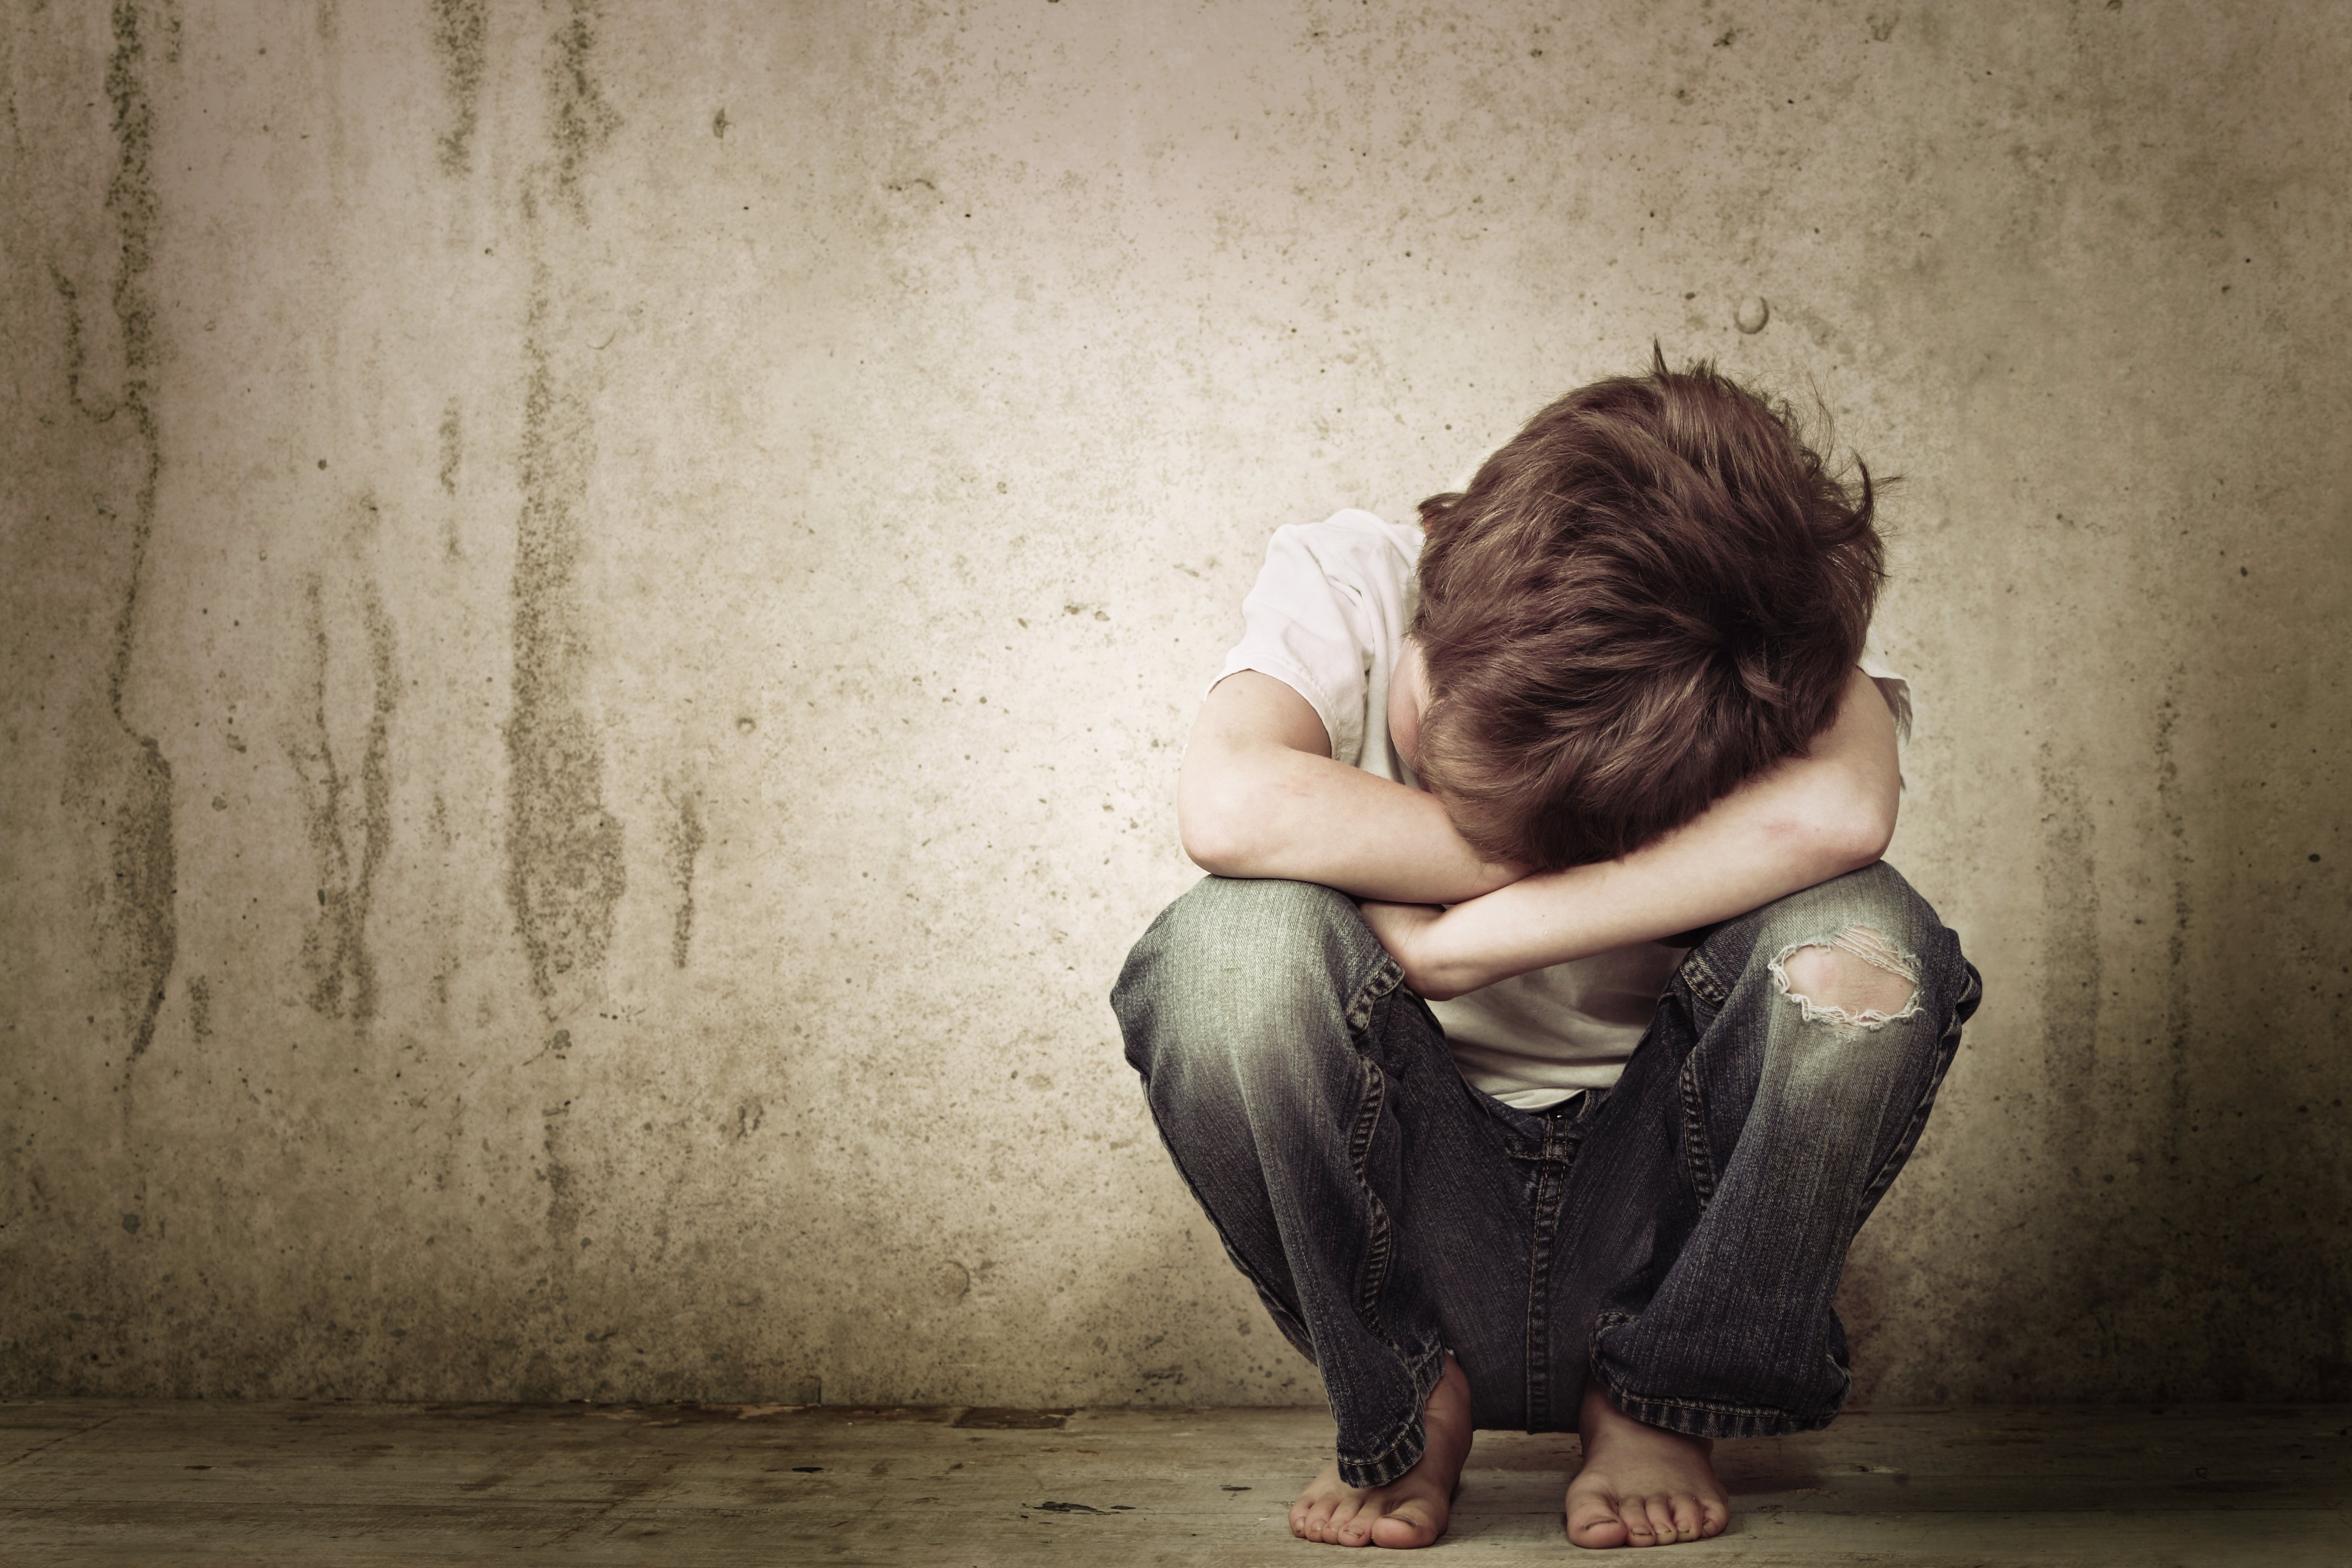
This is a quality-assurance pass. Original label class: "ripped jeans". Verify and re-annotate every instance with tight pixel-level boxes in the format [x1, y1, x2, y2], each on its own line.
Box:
[1111, 862, 1981, 1489]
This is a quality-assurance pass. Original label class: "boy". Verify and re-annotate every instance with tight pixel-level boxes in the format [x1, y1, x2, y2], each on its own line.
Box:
[1111, 355, 1981, 1550]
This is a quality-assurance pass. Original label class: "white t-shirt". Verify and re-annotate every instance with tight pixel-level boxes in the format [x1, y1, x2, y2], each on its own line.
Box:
[1212, 508, 1913, 1110]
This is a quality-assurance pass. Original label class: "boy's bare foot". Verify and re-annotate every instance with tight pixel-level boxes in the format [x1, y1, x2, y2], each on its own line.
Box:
[1564, 1381, 1730, 1548]
[1288, 1354, 1473, 1548]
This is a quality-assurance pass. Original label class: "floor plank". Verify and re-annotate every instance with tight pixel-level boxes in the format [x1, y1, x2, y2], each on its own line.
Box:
[3, 1401, 2348, 1565]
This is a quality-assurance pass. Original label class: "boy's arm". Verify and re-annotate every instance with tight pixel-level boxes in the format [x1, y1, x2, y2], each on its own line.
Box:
[1177, 671, 1524, 905]
[1360, 666, 1901, 999]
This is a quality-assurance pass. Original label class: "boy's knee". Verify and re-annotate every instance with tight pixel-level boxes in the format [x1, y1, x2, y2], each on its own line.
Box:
[1772, 929, 1921, 1027]
[1175, 873, 1360, 940]
[1752, 863, 1932, 962]
[1730, 864, 1957, 1048]
[1113, 877, 1371, 1074]
[1124, 877, 1361, 985]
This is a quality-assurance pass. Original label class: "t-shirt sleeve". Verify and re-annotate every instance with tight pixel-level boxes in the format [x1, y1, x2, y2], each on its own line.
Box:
[1858, 653, 1913, 748]
[1853, 648, 1909, 785]
[1210, 514, 1394, 767]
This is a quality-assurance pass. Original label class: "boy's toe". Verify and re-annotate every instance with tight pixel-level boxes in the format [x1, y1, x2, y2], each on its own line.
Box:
[1567, 1496, 1628, 1548]
[1619, 1496, 1658, 1544]
[1369, 1496, 1443, 1549]
[1645, 1494, 1683, 1543]
[1665, 1494, 1702, 1542]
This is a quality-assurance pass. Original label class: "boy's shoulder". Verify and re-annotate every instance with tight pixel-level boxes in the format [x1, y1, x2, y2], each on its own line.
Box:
[1317, 506, 1423, 548]
[1264, 508, 1423, 582]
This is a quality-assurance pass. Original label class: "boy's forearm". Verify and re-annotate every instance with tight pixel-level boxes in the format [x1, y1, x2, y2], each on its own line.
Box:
[1181, 743, 1521, 905]
[1389, 794, 1878, 998]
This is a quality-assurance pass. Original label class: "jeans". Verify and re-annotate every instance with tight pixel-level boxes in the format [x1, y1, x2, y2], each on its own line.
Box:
[1110, 862, 1981, 1489]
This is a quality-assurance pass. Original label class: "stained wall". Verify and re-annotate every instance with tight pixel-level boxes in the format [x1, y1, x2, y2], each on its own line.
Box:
[3, 0, 2347, 1406]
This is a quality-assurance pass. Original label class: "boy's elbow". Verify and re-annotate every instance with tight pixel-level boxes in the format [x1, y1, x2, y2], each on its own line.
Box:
[1176, 778, 1261, 877]
[1178, 811, 1246, 876]
[1819, 779, 1898, 872]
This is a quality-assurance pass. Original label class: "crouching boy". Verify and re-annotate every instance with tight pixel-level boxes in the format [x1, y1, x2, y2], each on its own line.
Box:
[1111, 355, 1981, 1550]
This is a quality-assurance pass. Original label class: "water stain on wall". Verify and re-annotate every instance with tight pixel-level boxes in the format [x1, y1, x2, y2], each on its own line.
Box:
[438, 398, 464, 559]
[50, 268, 119, 423]
[291, 571, 398, 1023]
[530, 1097, 583, 1390]
[97, 738, 175, 1070]
[78, 0, 178, 1075]
[431, 0, 487, 176]
[503, 6, 625, 1017]
[437, 397, 463, 496]
[540, 1102, 578, 1256]
[665, 782, 704, 970]
[2034, 741, 2102, 1160]
[545, 0, 618, 221]
[506, 291, 626, 1012]
[2151, 666, 2193, 1146]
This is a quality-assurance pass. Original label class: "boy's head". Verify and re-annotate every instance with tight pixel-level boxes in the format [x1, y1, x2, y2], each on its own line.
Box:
[1409, 350, 1885, 871]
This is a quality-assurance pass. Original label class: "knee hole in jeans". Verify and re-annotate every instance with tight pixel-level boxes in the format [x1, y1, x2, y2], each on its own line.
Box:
[1770, 926, 1921, 1028]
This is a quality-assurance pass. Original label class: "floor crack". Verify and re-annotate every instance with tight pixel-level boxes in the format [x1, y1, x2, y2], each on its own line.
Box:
[3, 1411, 121, 1469]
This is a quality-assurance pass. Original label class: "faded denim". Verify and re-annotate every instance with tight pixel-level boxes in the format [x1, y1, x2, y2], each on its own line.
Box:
[1111, 862, 1981, 1489]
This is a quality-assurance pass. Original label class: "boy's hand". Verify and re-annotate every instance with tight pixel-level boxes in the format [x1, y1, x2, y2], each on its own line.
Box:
[1357, 900, 1463, 999]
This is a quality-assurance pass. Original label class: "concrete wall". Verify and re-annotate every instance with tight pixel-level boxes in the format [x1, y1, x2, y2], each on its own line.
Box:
[3, 0, 2346, 1408]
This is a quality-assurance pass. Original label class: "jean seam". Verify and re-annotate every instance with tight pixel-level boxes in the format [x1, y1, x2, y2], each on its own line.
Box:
[1348, 1052, 1394, 1335]
[1346, 952, 1404, 1033]
[1133, 1082, 1318, 1359]
[1855, 960, 1979, 1221]
[1522, 1124, 1573, 1432]
[1341, 959, 1409, 1358]
[1679, 947, 1730, 1009]
[1676, 1048, 1717, 1208]
[1336, 967, 1441, 1488]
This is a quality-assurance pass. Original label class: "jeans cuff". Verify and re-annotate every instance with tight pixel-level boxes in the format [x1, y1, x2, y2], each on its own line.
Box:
[1598, 1382, 1843, 1442]
[1588, 1319, 1847, 1441]
[1335, 1345, 1444, 1489]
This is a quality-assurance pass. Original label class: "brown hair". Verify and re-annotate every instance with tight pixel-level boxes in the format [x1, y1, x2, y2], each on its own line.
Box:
[1411, 349, 1885, 870]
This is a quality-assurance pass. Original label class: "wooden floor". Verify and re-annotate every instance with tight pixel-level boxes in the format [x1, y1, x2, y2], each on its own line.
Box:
[5, 1400, 2349, 1566]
